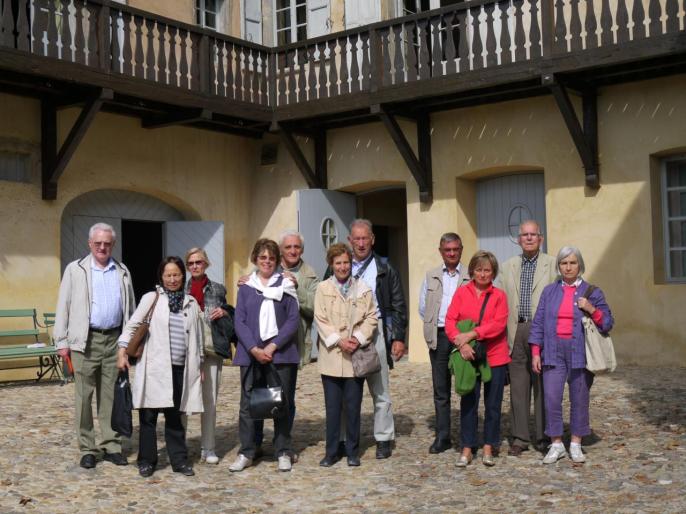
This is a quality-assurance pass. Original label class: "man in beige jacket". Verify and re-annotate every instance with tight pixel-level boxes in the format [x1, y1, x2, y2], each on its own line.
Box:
[499, 220, 557, 456]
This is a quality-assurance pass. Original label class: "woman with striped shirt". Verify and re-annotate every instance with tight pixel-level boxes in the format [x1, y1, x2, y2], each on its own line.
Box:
[117, 256, 205, 478]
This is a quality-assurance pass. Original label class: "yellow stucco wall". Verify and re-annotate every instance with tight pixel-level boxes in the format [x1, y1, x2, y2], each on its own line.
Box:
[262, 75, 686, 367]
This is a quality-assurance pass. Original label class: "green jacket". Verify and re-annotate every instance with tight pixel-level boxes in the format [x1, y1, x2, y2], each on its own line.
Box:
[282, 260, 319, 367]
[448, 319, 492, 395]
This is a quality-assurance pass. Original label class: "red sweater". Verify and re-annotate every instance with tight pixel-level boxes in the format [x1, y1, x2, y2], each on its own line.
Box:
[445, 281, 510, 367]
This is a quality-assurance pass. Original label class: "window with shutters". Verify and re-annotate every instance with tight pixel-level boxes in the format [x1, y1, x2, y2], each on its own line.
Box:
[662, 156, 686, 282]
[0, 152, 31, 183]
[275, 0, 308, 45]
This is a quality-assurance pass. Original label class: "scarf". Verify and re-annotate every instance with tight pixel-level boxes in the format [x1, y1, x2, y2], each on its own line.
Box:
[246, 272, 298, 341]
[165, 289, 185, 313]
[334, 275, 353, 298]
[189, 275, 208, 311]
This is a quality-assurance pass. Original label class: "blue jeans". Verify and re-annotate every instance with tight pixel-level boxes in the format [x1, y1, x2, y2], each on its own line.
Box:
[460, 364, 507, 449]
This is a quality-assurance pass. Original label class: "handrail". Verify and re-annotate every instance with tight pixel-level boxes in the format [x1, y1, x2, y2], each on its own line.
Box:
[0, 0, 683, 112]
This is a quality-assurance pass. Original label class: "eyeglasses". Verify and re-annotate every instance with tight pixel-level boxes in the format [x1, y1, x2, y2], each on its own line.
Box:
[519, 233, 541, 238]
[91, 241, 113, 248]
[187, 260, 205, 267]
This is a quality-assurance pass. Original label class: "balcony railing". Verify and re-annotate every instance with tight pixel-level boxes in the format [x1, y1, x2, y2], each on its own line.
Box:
[1, 0, 684, 111]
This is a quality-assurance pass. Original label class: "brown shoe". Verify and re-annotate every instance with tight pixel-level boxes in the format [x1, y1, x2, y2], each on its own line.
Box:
[508, 444, 525, 457]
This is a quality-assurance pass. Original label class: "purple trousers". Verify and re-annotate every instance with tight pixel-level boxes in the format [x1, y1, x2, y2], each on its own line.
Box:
[542, 340, 594, 438]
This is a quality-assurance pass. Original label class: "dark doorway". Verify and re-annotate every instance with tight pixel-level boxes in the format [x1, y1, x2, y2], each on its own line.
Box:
[122, 220, 163, 302]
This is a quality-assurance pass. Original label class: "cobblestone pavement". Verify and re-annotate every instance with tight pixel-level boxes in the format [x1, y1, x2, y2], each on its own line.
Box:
[1, 363, 684, 513]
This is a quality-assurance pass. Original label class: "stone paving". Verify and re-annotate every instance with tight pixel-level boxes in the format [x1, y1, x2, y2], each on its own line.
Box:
[0, 362, 684, 513]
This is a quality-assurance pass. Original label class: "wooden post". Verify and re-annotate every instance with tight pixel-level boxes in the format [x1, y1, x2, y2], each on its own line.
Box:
[97, 4, 111, 71]
[369, 28, 384, 93]
[41, 99, 57, 200]
[540, 0, 555, 58]
[199, 34, 210, 94]
[268, 51, 277, 107]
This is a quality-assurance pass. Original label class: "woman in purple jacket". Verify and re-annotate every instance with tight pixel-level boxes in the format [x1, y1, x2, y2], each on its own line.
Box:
[229, 239, 300, 473]
[529, 246, 613, 465]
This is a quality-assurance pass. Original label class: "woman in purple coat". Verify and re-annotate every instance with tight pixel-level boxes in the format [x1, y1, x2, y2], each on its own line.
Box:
[529, 246, 613, 465]
[229, 239, 300, 473]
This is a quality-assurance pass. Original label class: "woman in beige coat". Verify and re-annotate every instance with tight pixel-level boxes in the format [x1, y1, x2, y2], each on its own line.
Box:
[315, 243, 377, 467]
[117, 256, 204, 478]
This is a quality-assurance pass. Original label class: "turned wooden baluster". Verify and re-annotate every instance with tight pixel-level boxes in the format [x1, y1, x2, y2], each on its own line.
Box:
[15, 0, 31, 52]
[328, 39, 339, 96]
[471, 7, 483, 70]
[615, 0, 630, 43]
[145, 18, 155, 80]
[553, 0, 566, 52]
[320, 41, 330, 97]
[260, 50, 268, 104]
[251, 49, 260, 103]
[457, 10, 469, 72]
[134, 16, 144, 77]
[59, 0, 72, 61]
[632, 0, 647, 40]
[241, 48, 250, 102]
[110, 11, 121, 72]
[405, 22, 418, 80]
[600, 0, 613, 45]
[286, 48, 296, 102]
[648, 0, 662, 37]
[568, 0, 582, 52]
[86, 3, 97, 66]
[31, 0, 46, 55]
[417, 18, 430, 79]
[585, 0, 598, 49]
[73, 1, 86, 64]
[665, 0, 679, 33]
[431, 16, 442, 76]
[216, 40, 226, 97]
[361, 32, 371, 90]
[1, 0, 14, 48]
[47, 0, 58, 58]
[168, 26, 178, 86]
[121, 12, 133, 75]
[514, 0, 527, 60]
[498, 1, 512, 64]
[350, 35, 360, 92]
[392, 24, 403, 84]
[156, 22, 167, 83]
[485, 4, 498, 67]
[179, 29, 189, 89]
[190, 32, 200, 92]
[529, 0, 541, 58]
[296, 47, 306, 101]
[444, 13, 457, 74]
[339, 36, 350, 94]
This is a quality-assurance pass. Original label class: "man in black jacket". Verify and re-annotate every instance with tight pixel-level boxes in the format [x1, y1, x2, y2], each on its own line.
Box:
[344, 218, 408, 458]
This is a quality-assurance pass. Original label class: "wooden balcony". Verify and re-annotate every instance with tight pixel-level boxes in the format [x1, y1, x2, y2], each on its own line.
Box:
[1, 0, 685, 198]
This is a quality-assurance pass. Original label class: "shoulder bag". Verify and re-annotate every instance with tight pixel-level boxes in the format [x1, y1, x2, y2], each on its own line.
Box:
[471, 291, 492, 363]
[125, 291, 159, 359]
[245, 362, 288, 420]
[582, 285, 616, 373]
[350, 280, 382, 377]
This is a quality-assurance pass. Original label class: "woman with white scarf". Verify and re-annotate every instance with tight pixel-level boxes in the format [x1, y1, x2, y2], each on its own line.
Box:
[230, 238, 300, 473]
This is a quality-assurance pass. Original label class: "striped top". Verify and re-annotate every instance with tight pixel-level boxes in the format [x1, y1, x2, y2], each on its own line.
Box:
[169, 311, 187, 366]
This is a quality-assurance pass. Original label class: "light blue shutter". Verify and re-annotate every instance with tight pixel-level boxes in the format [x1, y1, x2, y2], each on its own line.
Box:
[344, 0, 380, 28]
[308, 0, 329, 38]
[244, 0, 262, 43]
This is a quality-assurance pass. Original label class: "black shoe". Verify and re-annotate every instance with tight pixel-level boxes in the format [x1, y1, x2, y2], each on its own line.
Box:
[347, 455, 361, 467]
[138, 464, 155, 477]
[79, 454, 96, 469]
[376, 441, 392, 459]
[173, 464, 195, 476]
[319, 455, 340, 467]
[429, 440, 452, 454]
[103, 452, 128, 466]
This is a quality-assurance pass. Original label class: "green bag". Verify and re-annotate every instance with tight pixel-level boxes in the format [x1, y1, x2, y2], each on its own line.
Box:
[448, 319, 492, 395]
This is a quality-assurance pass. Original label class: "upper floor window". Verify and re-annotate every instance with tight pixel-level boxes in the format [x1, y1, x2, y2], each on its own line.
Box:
[196, 0, 221, 30]
[276, 0, 307, 45]
[662, 156, 686, 282]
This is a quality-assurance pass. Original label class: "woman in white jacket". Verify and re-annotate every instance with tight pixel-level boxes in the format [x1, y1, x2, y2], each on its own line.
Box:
[117, 256, 204, 478]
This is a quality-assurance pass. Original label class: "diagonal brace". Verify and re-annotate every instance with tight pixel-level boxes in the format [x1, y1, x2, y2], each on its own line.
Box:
[373, 105, 433, 203]
[142, 108, 212, 129]
[278, 124, 327, 189]
[42, 88, 112, 199]
[547, 78, 599, 188]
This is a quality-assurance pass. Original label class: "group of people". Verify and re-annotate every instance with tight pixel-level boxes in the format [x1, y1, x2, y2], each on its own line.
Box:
[420, 221, 613, 467]
[53, 217, 612, 478]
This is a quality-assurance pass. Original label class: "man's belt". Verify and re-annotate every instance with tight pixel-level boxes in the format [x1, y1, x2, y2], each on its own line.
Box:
[89, 326, 120, 335]
[517, 317, 531, 323]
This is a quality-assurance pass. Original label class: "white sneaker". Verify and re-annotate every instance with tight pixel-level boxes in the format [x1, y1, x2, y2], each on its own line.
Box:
[229, 454, 252, 472]
[278, 454, 292, 472]
[202, 449, 219, 465]
[569, 444, 586, 463]
[542, 444, 567, 464]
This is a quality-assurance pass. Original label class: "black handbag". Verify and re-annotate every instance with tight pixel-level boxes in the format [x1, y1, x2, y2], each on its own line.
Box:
[111, 370, 133, 438]
[244, 363, 288, 420]
[472, 292, 492, 364]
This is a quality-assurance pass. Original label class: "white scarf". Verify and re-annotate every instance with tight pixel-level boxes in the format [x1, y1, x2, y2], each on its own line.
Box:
[247, 272, 298, 341]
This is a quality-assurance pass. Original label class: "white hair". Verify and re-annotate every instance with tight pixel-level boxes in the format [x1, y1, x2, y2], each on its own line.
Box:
[89, 222, 116, 241]
[556, 246, 586, 275]
[278, 229, 305, 249]
[350, 218, 374, 234]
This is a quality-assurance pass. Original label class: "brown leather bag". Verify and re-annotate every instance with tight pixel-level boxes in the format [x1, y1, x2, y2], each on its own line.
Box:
[125, 292, 159, 359]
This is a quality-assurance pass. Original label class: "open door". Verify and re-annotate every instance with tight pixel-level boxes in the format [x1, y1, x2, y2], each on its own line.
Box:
[164, 221, 225, 285]
[297, 189, 356, 279]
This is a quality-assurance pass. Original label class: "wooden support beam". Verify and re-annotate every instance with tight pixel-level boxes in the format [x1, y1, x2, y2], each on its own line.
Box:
[142, 108, 212, 129]
[278, 124, 326, 189]
[41, 88, 112, 200]
[314, 130, 327, 188]
[545, 76, 599, 188]
[373, 104, 433, 203]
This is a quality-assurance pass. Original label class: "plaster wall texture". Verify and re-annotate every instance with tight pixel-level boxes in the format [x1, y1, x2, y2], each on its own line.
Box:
[0, 92, 257, 322]
[317, 75, 686, 366]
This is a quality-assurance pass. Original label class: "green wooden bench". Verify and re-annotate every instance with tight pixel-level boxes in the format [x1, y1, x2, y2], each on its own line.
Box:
[0, 309, 62, 382]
